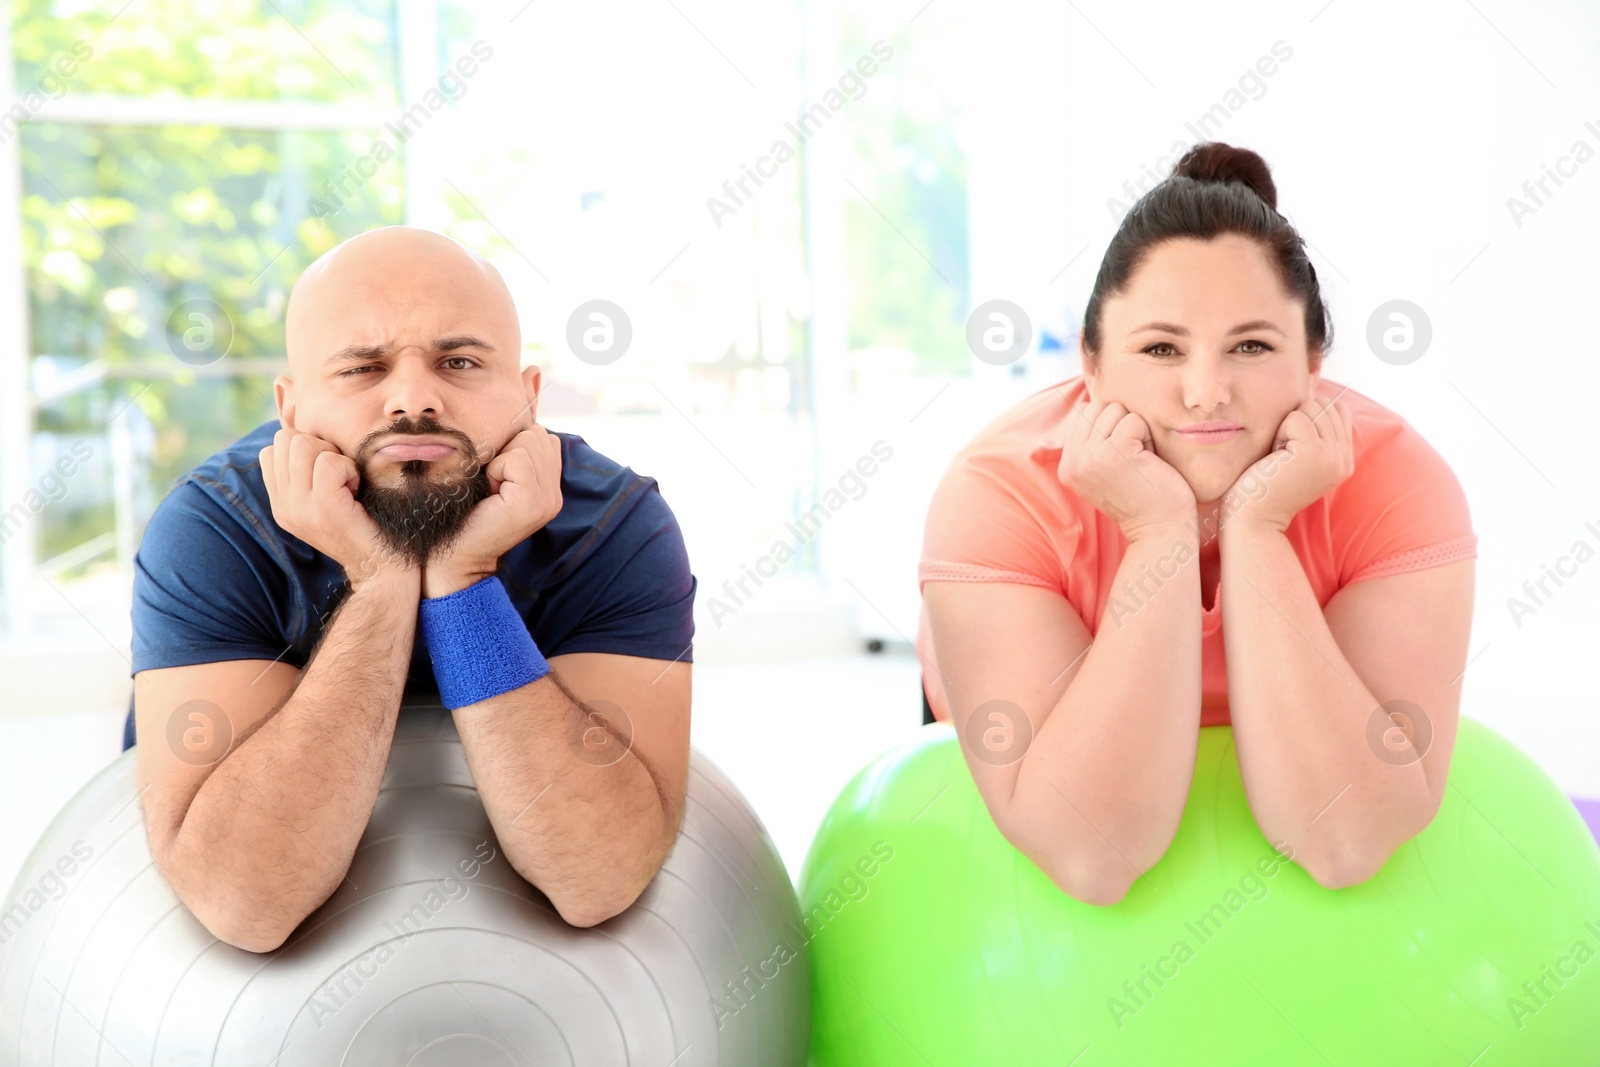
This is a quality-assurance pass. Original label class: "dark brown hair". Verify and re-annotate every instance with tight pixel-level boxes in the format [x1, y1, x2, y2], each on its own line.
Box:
[1081, 142, 1332, 369]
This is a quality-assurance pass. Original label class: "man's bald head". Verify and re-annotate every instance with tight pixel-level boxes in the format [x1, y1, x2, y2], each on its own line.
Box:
[285, 227, 519, 378]
[272, 226, 540, 570]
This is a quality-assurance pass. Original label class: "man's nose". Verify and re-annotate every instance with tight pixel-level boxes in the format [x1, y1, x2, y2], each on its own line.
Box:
[384, 353, 445, 422]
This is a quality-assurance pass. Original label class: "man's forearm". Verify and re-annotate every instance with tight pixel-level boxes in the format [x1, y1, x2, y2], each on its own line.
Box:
[1220, 518, 1430, 888]
[165, 569, 421, 951]
[451, 669, 677, 927]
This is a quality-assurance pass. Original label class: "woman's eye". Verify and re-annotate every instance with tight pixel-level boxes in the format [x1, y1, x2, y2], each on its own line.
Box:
[1141, 340, 1274, 358]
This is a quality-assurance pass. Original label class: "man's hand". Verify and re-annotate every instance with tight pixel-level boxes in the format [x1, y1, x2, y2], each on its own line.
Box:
[259, 426, 412, 585]
[1227, 395, 1354, 534]
[424, 426, 564, 597]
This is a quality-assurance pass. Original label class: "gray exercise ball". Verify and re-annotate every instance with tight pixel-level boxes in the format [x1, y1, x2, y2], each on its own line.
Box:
[0, 693, 810, 1065]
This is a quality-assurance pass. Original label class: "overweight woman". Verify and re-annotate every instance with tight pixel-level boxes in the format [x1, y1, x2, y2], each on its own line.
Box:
[915, 142, 1477, 907]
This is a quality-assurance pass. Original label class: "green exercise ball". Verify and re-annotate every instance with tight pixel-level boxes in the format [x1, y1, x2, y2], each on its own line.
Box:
[799, 721, 1600, 1066]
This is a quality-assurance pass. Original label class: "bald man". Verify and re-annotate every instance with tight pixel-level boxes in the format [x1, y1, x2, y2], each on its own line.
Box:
[127, 227, 697, 951]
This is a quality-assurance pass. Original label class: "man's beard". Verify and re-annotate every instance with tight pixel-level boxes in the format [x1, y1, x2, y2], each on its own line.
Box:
[355, 455, 492, 571]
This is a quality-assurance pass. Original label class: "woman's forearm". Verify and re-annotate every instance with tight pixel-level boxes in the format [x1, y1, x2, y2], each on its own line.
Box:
[1009, 522, 1205, 904]
[1219, 516, 1430, 888]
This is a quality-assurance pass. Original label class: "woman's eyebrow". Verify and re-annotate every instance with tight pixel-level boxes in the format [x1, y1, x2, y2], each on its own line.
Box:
[1131, 319, 1285, 337]
[324, 335, 496, 366]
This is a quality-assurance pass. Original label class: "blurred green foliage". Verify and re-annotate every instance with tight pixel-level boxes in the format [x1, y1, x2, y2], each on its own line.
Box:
[12, 0, 406, 565]
[12, 0, 399, 102]
[839, 12, 969, 377]
[7, 0, 968, 578]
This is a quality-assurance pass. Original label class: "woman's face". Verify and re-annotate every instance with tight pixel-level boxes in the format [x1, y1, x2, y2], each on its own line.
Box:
[1083, 233, 1321, 506]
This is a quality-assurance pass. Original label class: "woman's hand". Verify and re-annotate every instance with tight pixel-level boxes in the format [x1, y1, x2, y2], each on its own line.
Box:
[1227, 395, 1354, 534]
[1032, 399, 1196, 543]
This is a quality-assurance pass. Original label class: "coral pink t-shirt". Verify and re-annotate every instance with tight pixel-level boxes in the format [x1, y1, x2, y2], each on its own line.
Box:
[916, 375, 1477, 727]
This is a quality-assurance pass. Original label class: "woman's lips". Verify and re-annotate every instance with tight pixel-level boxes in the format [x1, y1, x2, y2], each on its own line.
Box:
[1177, 427, 1242, 444]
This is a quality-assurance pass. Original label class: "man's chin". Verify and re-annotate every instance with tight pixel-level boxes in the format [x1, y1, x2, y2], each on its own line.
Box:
[368, 526, 470, 572]
[353, 470, 491, 573]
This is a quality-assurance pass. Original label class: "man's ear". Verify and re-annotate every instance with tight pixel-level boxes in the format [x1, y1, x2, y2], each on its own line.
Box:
[520, 363, 541, 429]
[273, 374, 295, 431]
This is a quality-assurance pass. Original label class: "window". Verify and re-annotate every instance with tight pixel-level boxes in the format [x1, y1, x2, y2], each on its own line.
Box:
[1, 0, 992, 660]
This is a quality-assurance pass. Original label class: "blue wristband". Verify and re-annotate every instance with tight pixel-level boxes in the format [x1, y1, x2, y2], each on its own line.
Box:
[419, 575, 550, 710]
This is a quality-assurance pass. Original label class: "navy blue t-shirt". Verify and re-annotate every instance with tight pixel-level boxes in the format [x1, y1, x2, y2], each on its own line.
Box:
[125, 420, 697, 748]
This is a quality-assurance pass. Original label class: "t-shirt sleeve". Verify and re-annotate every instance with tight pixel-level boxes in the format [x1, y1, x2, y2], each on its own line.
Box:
[543, 487, 697, 663]
[130, 483, 290, 675]
[916, 449, 1076, 724]
[1336, 421, 1478, 585]
[917, 451, 1071, 595]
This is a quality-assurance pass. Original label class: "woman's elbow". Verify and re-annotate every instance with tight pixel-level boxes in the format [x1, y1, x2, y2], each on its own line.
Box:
[1016, 839, 1135, 907]
[1054, 863, 1134, 907]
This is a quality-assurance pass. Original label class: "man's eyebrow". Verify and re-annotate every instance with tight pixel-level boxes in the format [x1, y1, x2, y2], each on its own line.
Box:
[1130, 319, 1285, 337]
[324, 336, 497, 367]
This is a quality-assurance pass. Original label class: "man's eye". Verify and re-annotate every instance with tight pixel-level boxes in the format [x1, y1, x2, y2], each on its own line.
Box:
[339, 358, 477, 378]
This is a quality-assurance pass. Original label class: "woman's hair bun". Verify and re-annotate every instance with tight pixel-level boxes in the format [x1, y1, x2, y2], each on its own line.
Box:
[1172, 142, 1277, 211]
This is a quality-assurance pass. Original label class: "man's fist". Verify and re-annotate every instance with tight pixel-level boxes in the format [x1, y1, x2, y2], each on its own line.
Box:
[258, 427, 409, 583]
